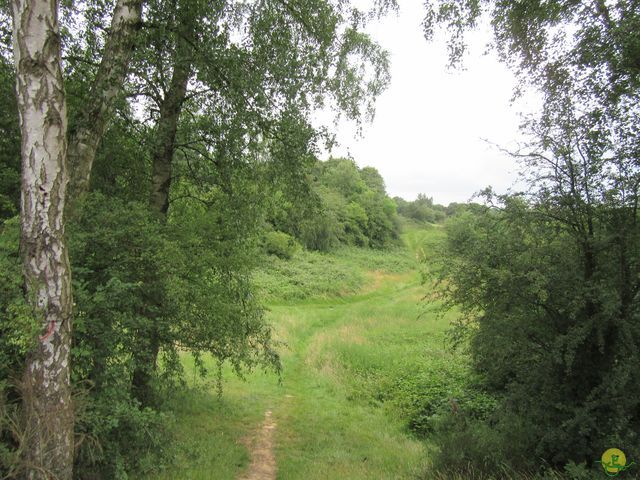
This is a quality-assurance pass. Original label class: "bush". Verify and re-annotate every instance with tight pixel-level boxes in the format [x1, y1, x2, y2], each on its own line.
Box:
[262, 231, 300, 259]
[0, 218, 35, 384]
[363, 359, 496, 438]
[254, 248, 364, 301]
[68, 192, 280, 478]
[438, 198, 640, 471]
[430, 415, 505, 475]
[298, 213, 341, 252]
[75, 392, 174, 479]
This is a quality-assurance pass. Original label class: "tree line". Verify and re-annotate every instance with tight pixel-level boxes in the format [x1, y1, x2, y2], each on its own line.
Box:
[268, 157, 409, 254]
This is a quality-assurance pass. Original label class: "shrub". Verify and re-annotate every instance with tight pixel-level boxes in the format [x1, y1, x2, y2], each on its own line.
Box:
[438, 199, 640, 471]
[299, 213, 341, 252]
[67, 192, 280, 478]
[262, 231, 300, 259]
[75, 392, 173, 479]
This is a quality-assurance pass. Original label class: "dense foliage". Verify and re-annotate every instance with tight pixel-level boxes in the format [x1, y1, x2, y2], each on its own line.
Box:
[254, 245, 414, 301]
[267, 158, 401, 251]
[394, 194, 448, 224]
[0, 0, 398, 476]
[0, 59, 20, 221]
[3, 0, 638, 476]
[425, 0, 640, 475]
[0, 164, 280, 478]
[435, 193, 640, 474]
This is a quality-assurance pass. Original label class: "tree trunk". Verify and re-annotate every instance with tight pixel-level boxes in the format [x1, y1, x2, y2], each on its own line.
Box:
[131, 40, 191, 406]
[67, 0, 143, 209]
[11, 0, 73, 476]
[149, 54, 192, 218]
[131, 332, 160, 407]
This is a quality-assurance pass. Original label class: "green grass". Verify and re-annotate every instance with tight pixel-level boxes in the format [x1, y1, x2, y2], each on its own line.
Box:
[141, 224, 578, 480]
[252, 245, 415, 302]
[401, 222, 446, 263]
[140, 225, 473, 479]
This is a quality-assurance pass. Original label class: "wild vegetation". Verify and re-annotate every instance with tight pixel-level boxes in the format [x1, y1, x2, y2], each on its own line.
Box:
[0, 0, 395, 476]
[422, 0, 640, 477]
[138, 224, 474, 480]
[266, 157, 404, 252]
[1, 0, 639, 479]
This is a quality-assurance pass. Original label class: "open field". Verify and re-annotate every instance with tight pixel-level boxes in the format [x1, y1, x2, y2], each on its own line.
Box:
[138, 225, 472, 479]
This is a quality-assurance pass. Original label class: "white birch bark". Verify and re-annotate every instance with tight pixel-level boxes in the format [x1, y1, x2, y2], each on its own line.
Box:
[67, 0, 143, 206]
[11, 0, 74, 477]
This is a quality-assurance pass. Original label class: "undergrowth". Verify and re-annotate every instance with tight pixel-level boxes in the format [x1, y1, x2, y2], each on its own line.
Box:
[253, 246, 414, 301]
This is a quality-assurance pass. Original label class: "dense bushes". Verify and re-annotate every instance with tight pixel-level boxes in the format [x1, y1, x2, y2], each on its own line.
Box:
[0, 219, 33, 387]
[253, 246, 414, 301]
[262, 231, 300, 259]
[268, 158, 401, 251]
[0, 68, 26, 471]
[336, 339, 496, 440]
[68, 195, 173, 476]
[394, 194, 447, 224]
[434, 196, 640, 475]
[74, 389, 173, 478]
[64, 191, 280, 478]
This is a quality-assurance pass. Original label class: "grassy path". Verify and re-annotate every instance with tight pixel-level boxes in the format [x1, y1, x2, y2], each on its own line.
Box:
[146, 229, 452, 479]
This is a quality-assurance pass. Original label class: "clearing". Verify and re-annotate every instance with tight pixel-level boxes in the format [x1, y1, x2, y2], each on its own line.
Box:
[144, 225, 463, 479]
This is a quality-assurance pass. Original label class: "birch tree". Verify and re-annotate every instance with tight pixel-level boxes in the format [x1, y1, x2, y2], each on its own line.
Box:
[120, 0, 394, 405]
[66, 0, 144, 207]
[8, 0, 144, 476]
[11, 0, 73, 476]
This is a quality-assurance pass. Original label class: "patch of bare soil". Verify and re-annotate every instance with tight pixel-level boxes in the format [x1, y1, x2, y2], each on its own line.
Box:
[238, 410, 277, 480]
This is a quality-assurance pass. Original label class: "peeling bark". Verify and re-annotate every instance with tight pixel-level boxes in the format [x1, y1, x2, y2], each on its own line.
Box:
[11, 0, 73, 476]
[67, 0, 143, 208]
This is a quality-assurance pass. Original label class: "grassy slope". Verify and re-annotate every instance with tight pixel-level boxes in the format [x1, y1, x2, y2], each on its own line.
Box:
[142, 223, 459, 479]
[252, 245, 416, 302]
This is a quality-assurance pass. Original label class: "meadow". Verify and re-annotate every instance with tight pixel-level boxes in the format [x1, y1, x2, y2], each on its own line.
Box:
[136, 223, 597, 480]
[139, 224, 477, 479]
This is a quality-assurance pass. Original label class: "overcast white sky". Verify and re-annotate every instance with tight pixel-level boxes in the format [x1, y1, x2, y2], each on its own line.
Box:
[322, 1, 539, 205]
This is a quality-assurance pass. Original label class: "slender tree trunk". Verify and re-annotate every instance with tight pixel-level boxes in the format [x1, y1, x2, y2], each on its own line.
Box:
[11, 0, 73, 476]
[131, 40, 191, 405]
[149, 55, 192, 217]
[130, 330, 160, 407]
[67, 0, 143, 208]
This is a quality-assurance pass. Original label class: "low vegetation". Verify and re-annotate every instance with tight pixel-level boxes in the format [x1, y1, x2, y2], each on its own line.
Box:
[140, 225, 465, 479]
[136, 223, 597, 480]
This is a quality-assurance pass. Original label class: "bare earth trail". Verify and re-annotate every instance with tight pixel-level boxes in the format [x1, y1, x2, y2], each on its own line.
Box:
[239, 410, 277, 480]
